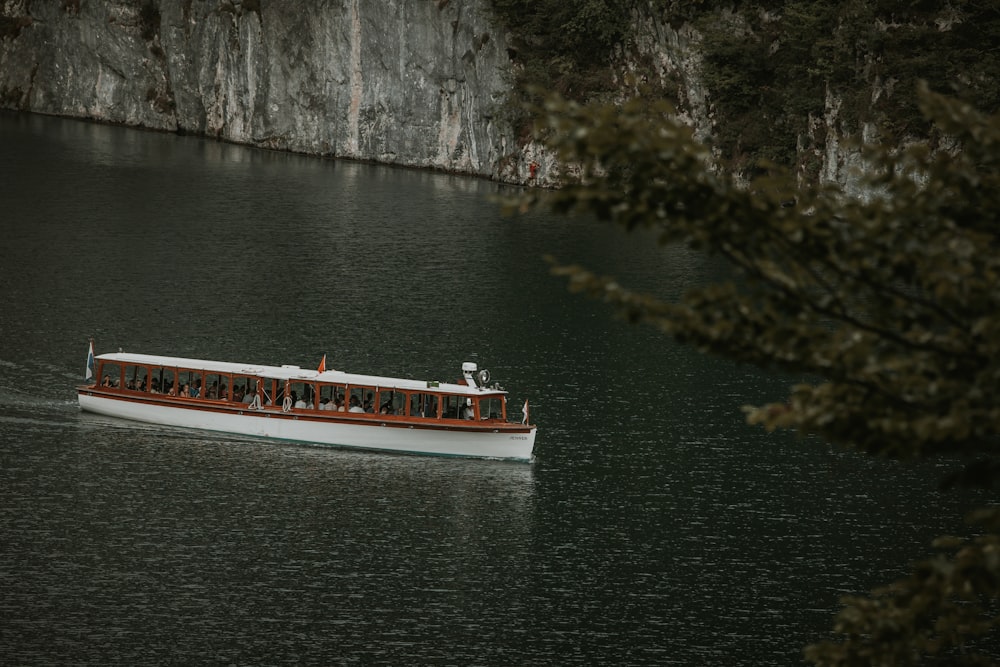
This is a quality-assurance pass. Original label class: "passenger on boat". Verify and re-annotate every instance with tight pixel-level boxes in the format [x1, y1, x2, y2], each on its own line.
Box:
[150, 378, 160, 394]
[101, 375, 114, 387]
[207, 381, 219, 399]
[335, 397, 345, 411]
[348, 396, 365, 413]
[189, 380, 201, 398]
[364, 392, 374, 413]
[241, 386, 254, 404]
[293, 391, 307, 409]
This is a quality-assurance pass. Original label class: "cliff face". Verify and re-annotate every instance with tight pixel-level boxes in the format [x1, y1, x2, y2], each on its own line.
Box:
[0, 0, 521, 180]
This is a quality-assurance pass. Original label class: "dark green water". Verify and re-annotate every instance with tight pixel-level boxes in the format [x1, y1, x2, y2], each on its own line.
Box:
[0, 112, 985, 665]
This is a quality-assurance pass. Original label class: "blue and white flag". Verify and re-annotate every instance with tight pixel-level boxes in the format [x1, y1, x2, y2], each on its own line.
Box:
[85, 340, 95, 381]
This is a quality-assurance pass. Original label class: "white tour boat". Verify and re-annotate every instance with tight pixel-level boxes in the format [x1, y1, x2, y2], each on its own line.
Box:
[77, 344, 536, 461]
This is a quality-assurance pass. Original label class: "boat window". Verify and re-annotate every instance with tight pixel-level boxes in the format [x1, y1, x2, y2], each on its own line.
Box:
[286, 381, 314, 409]
[124, 365, 148, 392]
[347, 386, 374, 413]
[408, 393, 438, 418]
[317, 384, 343, 410]
[231, 375, 254, 404]
[479, 397, 504, 420]
[232, 375, 271, 405]
[98, 362, 121, 388]
[442, 394, 463, 419]
[147, 369, 160, 394]
[203, 373, 226, 400]
[307, 383, 318, 408]
[274, 380, 287, 406]
[176, 370, 203, 398]
[261, 378, 277, 406]
[376, 389, 405, 415]
[175, 370, 188, 397]
[440, 395, 475, 420]
[155, 367, 174, 395]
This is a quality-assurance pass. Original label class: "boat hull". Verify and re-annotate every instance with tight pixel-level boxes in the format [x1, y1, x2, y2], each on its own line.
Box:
[78, 392, 535, 461]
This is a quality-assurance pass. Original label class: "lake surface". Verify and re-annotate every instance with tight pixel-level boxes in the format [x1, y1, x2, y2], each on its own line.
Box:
[0, 112, 986, 665]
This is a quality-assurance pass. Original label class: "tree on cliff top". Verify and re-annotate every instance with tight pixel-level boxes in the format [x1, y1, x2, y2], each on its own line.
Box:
[514, 87, 1000, 664]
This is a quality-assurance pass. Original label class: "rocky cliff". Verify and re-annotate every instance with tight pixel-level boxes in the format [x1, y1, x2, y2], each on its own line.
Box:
[0, 0, 526, 180]
[7, 1, 952, 189]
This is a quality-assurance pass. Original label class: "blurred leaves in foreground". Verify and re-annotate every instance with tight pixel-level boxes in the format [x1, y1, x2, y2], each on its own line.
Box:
[510, 85, 1000, 664]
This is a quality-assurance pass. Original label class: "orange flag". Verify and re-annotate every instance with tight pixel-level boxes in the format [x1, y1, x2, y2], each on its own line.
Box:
[318, 354, 327, 373]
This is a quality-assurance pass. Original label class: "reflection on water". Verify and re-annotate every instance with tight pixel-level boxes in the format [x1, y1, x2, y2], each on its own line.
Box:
[0, 112, 988, 665]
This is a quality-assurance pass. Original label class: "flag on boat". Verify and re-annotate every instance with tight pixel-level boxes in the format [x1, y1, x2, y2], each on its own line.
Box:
[317, 354, 327, 373]
[522, 399, 529, 425]
[85, 339, 95, 381]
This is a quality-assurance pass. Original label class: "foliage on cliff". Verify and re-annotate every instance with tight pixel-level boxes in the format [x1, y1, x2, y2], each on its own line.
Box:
[511, 87, 1000, 664]
[490, 0, 1000, 176]
[489, 0, 630, 135]
[690, 1, 1000, 175]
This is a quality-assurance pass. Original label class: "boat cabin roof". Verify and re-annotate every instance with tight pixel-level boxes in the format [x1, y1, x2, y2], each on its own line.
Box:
[96, 352, 506, 397]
